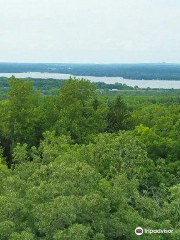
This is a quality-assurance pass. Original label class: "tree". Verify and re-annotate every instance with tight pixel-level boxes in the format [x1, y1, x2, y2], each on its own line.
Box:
[0, 77, 43, 166]
[8, 76, 42, 147]
[55, 78, 108, 143]
[107, 96, 130, 132]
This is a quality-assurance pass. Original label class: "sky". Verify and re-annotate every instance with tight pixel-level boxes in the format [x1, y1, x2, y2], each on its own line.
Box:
[0, 0, 180, 63]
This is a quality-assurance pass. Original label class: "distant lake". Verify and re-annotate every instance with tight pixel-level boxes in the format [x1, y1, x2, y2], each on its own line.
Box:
[1, 72, 180, 89]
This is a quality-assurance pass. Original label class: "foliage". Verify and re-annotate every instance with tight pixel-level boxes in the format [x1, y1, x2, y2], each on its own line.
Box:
[0, 77, 180, 239]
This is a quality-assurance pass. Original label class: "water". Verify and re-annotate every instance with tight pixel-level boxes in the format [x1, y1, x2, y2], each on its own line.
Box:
[0, 72, 180, 89]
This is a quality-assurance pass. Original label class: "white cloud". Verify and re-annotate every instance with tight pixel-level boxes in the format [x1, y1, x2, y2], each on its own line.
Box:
[0, 0, 180, 63]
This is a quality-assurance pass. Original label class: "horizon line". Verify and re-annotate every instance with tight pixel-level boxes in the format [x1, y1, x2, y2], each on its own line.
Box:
[0, 62, 180, 65]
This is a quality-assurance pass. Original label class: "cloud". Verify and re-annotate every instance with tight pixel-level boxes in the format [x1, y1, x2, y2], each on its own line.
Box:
[0, 0, 180, 63]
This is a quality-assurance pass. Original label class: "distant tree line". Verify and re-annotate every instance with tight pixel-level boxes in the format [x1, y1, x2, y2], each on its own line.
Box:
[0, 76, 136, 96]
[1, 62, 180, 79]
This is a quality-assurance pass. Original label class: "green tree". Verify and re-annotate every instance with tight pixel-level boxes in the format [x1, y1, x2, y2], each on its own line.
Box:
[8, 76, 42, 147]
[0, 77, 43, 166]
[107, 96, 130, 132]
[55, 78, 108, 143]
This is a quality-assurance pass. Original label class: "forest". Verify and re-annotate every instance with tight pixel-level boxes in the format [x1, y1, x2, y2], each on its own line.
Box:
[0, 76, 180, 239]
[0, 77, 136, 96]
[1, 63, 180, 80]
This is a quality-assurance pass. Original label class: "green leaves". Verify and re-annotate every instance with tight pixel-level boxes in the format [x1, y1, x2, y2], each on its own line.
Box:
[0, 130, 158, 239]
[55, 78, 108, 143]
[12, 143, 28, 166]
[107, 96, 130, 132]
[54, 224, 92, 240]
[79, 132, 151, 184]
[0, 221, 15, 240]
[1, 77, 180, 239]
[9, 231, 34, 240]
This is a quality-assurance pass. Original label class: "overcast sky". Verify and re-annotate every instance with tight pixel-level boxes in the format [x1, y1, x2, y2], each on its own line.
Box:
[0, 0, 180, 63]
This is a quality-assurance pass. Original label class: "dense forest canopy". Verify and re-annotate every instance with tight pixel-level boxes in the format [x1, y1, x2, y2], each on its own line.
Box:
[1, 63, 180, 80]
[0, 76, 180, 239]
[0, 76, 136, 96]
[2, 76, 180, 97]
